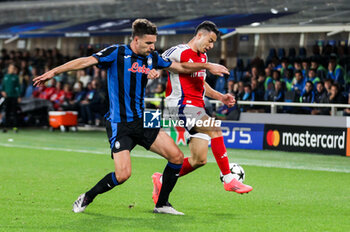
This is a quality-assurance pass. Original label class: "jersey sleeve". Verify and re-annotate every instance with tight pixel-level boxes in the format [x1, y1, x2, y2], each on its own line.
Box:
[152, 51, 172, 69]
[162, 46, 182, 63]
[92, 45, 119, 69]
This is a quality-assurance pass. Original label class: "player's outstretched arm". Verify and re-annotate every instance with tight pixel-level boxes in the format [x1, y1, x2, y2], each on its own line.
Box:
[33, 56, 98, 87]
[204, 82, 235, 107]
[166, 62, 229, 76]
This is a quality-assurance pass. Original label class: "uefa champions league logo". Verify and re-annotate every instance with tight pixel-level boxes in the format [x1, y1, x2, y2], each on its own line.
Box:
[143, 109, 161, 128]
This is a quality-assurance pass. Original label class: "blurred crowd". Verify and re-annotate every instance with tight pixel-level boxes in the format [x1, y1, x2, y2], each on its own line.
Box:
[206, 44, 350, 118]
[0, 48, 109, 129]
[0, 43, 349, 129]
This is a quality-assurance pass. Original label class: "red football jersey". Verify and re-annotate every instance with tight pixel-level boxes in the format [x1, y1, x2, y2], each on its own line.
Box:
[162, 44, 207, 107]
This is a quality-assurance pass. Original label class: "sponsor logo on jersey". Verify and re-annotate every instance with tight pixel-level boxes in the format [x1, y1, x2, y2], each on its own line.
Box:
[147, 57, 152, 66]
[128, 62, 150, 74]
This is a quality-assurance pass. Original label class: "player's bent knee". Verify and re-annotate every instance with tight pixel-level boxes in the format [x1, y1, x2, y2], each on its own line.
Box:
[115, 170, 131, 184]
[169, 150, 184, 164]
[209, 127, 223, 138]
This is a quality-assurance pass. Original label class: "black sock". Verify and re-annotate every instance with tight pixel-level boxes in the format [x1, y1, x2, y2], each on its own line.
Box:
[156, 162, 182, 207]
[85, 172, 119, 201]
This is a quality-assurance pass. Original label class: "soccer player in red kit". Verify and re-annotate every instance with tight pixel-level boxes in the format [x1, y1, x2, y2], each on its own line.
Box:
[151, 21, 253, 204]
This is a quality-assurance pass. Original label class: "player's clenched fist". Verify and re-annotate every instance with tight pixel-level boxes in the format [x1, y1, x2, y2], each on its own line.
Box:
[147, 69, 160, 79]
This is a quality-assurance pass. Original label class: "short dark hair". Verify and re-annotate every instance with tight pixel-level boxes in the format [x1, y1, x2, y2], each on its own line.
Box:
[317, 81, 324, 86]
[306, 80, 314, 86]
[132, 19, 157, 38]
[309, 68, 316, 73]
[195, 21, 220, 37]
[295, 70, 302, 75]
[9, 62, 19, 70]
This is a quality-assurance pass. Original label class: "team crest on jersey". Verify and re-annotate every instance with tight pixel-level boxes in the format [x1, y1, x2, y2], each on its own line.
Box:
[115, 141, 120, 149]
[147, 57, 152, 66]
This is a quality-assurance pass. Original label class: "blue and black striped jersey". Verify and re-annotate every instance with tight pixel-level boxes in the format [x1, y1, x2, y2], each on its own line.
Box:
[93, 44, 172, 123]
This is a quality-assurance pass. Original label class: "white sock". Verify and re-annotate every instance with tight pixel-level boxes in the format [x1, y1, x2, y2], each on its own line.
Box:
[223, 173, 234, 184]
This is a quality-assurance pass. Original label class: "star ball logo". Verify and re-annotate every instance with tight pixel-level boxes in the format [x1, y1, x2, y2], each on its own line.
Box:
[266, 130, 280, 147]
[143, 109, 161, 128]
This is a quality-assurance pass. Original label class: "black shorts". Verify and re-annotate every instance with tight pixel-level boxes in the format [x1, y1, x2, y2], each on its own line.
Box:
[106, 119, 160, 158]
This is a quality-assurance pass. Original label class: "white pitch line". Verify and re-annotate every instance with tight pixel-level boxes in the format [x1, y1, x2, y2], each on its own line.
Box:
[1, 143, 350, 173]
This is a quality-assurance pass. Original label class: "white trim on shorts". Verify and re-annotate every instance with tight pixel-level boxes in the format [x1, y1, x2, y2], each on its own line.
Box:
[166, 99, 211, 142]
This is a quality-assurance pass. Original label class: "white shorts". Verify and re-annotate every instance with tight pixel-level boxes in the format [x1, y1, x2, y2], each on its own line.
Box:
[166, 100, 211, 141]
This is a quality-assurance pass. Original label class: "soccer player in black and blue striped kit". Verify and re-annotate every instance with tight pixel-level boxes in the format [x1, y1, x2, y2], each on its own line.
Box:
[33, 19, 229, 215]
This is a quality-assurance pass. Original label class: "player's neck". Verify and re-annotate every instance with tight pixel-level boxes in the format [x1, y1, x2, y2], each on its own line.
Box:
[129, 41, 139, 55]
[187, 38, 199, 53]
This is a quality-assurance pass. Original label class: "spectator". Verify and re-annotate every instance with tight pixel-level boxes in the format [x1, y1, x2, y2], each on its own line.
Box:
[77, 69, 92, 88]
[310, 56, 327, 80]
[250, 79, 265, 112]
[18, 60, 32, 97]
[62, 81, 86, 112]
[242, 84, 254, 100]
[327, 55, 345, 87]
[244, 66, 259, 83]
[282, 68, 294, 91]
[80, 79, 105, 126]
[311, 81, 329, 115]
[264, 67, 273, 90]
[301, 58, 309, 78]
[324, 79, 333, 95]
[49, 81, 65, 110]
[276, 57, 290, 78]
[233, 81, 244, 101]
[252, 78, 265, 101]
[268, 80, 284, 102]
[319, 84, 346, 115]
[1, 63, 20, 132]
[227, 78, 234, 95]
[314, 81, 328, 103]
[298, 81, 314, 114]
[328, 84, 346, 104]
[264, 78, 274, 101]
[257, 73, 266, 95]
[292, 70, 306, 97]
[293, 59, 302, 72]
[300, 81, 315, 103]
[307, 68, 321, 86]
[50, 82, 73, 110]
[37, 78, 57, 100]
[271, 70, 281, 83]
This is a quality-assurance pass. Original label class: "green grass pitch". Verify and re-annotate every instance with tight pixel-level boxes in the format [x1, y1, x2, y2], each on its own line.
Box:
[1, 129, 350, 232]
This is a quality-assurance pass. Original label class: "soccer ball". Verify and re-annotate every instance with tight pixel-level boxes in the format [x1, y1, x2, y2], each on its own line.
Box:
[220, 163, 245, 183]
